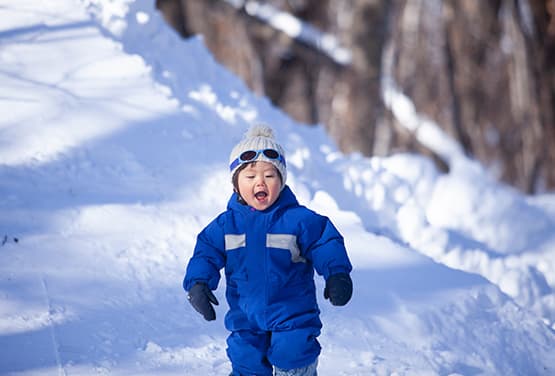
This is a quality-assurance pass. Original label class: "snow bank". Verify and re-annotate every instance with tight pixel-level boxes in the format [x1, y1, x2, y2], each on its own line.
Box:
[1, 0, 554, 375]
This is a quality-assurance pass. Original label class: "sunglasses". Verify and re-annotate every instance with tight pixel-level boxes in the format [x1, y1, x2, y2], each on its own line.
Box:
[229, 149, 286, 171]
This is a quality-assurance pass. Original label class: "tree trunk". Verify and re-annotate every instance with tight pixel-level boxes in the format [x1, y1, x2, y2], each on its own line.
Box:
[156, 0, 555, 193]
[390, 0, 555, 192]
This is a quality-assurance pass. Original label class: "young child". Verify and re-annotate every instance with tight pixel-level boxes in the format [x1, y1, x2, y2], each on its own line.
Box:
[183, 124, 353, 376]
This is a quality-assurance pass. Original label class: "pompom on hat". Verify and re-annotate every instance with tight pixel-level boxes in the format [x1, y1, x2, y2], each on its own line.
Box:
[229, 124, 287, 188]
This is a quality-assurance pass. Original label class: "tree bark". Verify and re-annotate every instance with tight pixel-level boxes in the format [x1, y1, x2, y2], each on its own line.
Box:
[156, 0, 555, 193]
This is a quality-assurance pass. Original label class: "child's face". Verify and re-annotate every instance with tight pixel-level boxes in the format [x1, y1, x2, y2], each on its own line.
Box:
[236, 161, 281, 210]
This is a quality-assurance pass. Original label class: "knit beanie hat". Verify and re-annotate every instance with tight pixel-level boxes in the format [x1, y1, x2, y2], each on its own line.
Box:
[229, 124, 287, 188]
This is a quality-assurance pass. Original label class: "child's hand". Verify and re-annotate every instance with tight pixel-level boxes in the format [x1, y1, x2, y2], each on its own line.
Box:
[187, 282, 219, 321]
[324, 273, 353, 306]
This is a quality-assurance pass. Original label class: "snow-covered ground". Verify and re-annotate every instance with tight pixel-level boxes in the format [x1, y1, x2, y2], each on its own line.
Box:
[1, 0, 554, 375]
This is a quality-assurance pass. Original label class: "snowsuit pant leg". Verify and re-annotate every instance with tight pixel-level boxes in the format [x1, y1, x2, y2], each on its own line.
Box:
[227, 327, 320, 375]
[267, 326, 321, 371]
[227, 330, 273, 376]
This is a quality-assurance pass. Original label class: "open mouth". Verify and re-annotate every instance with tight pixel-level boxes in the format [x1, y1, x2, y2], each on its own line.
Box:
[255, 191, 268, 200]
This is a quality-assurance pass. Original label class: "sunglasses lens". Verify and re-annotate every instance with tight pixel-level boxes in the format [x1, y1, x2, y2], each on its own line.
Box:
[240, 150, 257, 161]
[263, 149, 279, 159]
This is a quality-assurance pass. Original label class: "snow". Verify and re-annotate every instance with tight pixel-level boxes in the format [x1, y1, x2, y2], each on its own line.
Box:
[1, 0, 554, 375]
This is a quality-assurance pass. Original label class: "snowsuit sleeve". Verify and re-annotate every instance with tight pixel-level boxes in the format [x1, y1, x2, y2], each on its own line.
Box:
[183, 215, 226, 292]
[298, 212, 352, 280]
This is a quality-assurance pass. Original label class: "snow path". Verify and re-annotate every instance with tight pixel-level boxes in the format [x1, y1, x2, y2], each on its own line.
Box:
[40, 277, 66, 376]
[1, 0, 555, 375]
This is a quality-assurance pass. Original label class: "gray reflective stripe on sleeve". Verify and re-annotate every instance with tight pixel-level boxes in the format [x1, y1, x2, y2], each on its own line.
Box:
[225, 234, 246, 251]
[266, 234, 306, 263]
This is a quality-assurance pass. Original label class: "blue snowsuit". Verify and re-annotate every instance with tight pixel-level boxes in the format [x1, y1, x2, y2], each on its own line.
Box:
[183, 186, 352, 375]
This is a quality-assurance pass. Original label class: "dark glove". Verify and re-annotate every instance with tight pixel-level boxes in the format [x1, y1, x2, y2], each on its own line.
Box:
[324, 273, 353, 306]
[187, 282, 219, 321]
